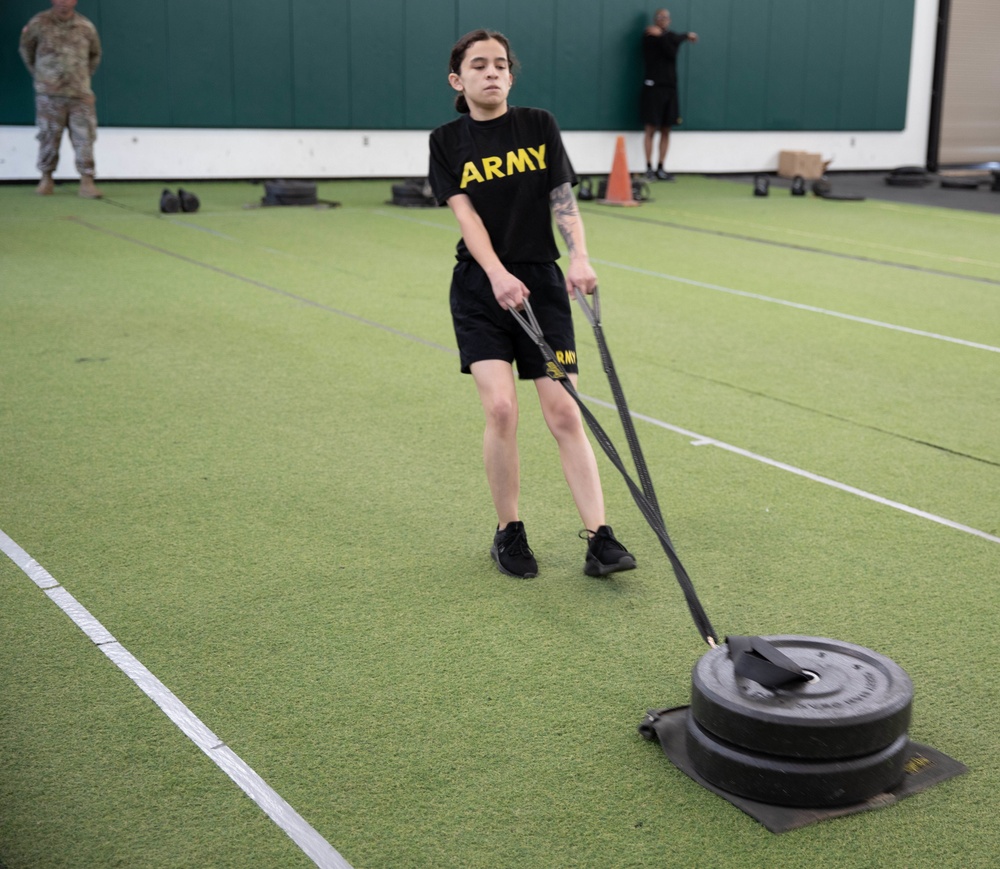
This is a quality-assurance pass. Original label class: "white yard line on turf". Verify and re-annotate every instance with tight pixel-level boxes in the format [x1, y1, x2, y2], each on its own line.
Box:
[591, 259, 1000, 355]
[375, 209, 1000, 353]
[580, 396, 1000, 546]
[69, 214, 999, 544]
[0, 529, 354, 869]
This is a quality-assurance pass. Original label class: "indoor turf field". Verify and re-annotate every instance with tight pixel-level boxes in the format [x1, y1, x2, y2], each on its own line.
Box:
[2, 175, 999, 868]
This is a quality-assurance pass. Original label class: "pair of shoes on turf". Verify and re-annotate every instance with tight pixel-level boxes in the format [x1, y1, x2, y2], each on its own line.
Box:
[160, 188, 200, 213]
[490, 521, 636, 579]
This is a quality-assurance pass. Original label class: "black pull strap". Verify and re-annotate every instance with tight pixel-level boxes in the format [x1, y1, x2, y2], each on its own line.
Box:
[727, 635, 809, 689]
[510, 291, 718, 647]
[572, 288, 663, 525]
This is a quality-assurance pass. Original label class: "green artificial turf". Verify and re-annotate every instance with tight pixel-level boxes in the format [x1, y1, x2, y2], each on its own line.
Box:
[2, 177, 999, 868]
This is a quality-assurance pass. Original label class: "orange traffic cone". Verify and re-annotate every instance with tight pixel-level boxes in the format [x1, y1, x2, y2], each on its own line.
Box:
[598, 135, 640, 207]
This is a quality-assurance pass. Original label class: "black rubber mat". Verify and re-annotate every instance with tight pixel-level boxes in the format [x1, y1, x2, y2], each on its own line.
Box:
[639, 706, 968, 834]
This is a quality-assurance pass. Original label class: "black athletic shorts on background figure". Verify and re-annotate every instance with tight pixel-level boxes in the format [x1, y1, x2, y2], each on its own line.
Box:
[641, 84, 681, 128]
[450, 260, 577, 380]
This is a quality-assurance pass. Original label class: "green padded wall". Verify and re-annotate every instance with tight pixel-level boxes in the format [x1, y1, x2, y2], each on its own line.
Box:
[291, 0, 350, 128]
[0, 0, 915, 131]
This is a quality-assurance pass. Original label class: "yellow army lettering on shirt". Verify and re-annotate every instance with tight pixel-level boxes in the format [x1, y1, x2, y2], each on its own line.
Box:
[460, 145, 547, 189]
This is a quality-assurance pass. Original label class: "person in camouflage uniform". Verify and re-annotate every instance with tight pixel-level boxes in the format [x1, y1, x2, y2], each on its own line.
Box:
[19, 0, 102, 198]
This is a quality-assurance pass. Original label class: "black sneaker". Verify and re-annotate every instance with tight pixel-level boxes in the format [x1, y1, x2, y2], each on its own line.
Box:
[655, 168, 675, 181]
[582, 525, 636, 577]
[491, 521, 538, 578]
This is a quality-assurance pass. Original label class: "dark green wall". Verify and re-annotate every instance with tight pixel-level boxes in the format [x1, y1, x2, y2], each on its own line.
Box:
[1, 0, 914, 131]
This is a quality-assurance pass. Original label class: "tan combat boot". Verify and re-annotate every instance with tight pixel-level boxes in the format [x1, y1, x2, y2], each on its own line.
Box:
[36, 173, 54, 195]
[78, 174, 103, 199]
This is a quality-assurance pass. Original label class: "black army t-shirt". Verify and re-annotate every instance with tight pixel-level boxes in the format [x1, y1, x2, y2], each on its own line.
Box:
[428, 106, 576, 264]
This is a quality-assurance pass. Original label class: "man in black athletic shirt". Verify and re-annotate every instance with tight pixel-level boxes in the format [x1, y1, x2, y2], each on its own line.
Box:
[641, 9, 698, 181]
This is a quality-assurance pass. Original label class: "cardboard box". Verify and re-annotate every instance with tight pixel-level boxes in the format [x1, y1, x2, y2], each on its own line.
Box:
[777, 150, 826, 180]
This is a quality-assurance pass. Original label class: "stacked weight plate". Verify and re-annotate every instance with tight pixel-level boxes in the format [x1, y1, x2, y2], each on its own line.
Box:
[389, 179, 438, 208]
[262, 180, 319, 206]
[686, 636, 914, 807]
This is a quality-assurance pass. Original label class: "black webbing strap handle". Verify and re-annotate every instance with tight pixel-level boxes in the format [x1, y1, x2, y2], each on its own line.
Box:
[510, 289, 718, 647]
[726, 635, 810, 689]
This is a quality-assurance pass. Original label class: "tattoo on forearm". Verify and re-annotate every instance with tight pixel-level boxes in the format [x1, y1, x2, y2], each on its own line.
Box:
[550, 182, 581, 255]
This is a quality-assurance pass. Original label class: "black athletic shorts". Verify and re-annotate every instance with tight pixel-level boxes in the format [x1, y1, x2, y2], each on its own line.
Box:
[641, 84, 680, 128]
[450, 260, 577, 380]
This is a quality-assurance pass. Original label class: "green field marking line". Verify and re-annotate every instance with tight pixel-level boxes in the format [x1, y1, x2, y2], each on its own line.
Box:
[0, 528, 354, 869]
[873, 198, 1000, 227]
[663, 368, 999, 468]
[65, 215, 998, 545]
[583, 208, 1000, 287]
[100, 195, 301, 255]
[65, 217, 457, 355]
[584, 396, 1000, 546]
[670, 204, 1000, 271]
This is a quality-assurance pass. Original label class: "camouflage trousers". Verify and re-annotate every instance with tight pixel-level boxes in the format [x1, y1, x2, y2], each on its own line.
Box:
[35, 94, 98, 175]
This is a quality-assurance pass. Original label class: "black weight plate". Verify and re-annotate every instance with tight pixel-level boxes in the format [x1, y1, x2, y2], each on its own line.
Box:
[390, 192, 437, 208]
[940, 176, 982, 190]
[262, 180, 319, 206]
[811, 178, 832, 196]
[885, 175, 931, 187]
[685, 712, 909, 808]
[391, 183, 421, 197]
[691, 636, 913, 759]
[264, 180, 317, 195]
